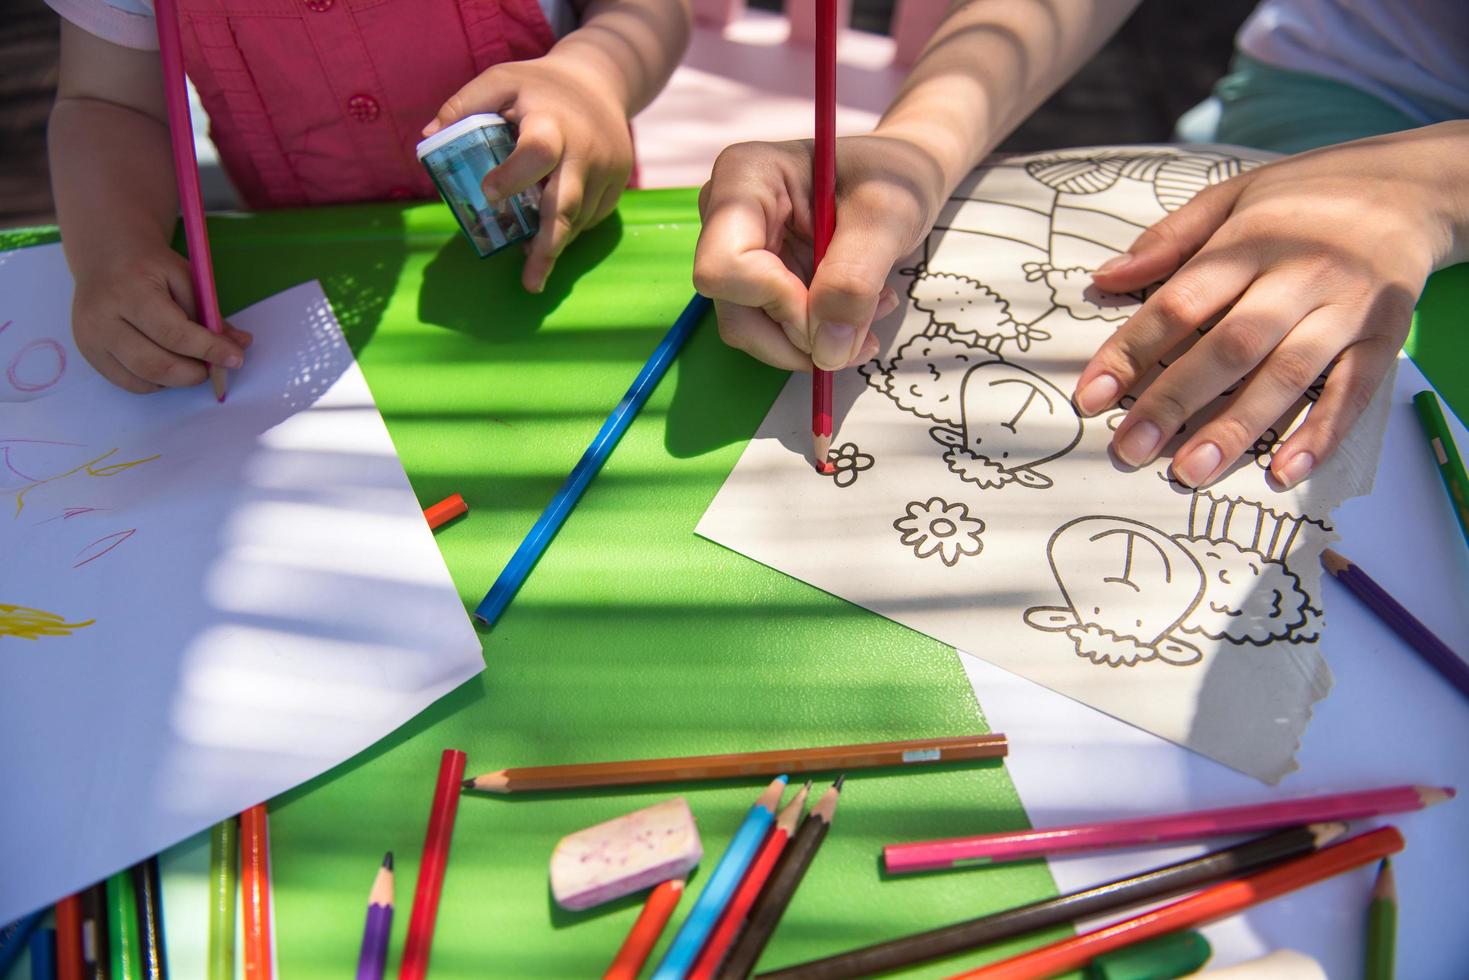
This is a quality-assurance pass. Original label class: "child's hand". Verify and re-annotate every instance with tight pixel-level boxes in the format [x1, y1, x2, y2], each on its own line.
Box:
[425, 56, 634, 294]
[1080, 122, 1469, 489]
[692, 132, 947, 371]
[72, 245, 252, 394]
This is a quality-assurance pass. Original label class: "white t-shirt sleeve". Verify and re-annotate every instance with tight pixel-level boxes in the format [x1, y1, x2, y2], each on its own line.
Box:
[46, 0, 158, 51]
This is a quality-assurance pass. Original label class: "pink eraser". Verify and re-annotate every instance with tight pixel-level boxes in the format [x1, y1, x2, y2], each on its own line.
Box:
[549, 797, 702, 911]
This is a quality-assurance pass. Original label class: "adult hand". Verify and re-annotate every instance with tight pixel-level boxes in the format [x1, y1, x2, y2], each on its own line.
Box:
[426, 54, 634, 293]
[1078, 122, 1469, 489]
[692, 132, 949, 372]
[71, 245, 252, 394]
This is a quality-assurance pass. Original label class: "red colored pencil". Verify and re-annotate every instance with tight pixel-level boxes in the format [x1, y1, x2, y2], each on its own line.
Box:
[810, 0, 837, 472]
[153, 0, 230, 402]
[423, 493, 468, 530]
[53, 894, 84, 980]
[690, 782, 811, 979]
[400, 749, 467, 980]
[603, 878, 686, 980]
[947, 826, 1404, 980]
[884, 784, 1452, 872]
[240, 803, 274, 980]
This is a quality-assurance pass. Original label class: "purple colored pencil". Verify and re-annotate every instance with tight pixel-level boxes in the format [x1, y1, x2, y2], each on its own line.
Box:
[1322, 549, 1469, 702]
[355, 853, 394, 980]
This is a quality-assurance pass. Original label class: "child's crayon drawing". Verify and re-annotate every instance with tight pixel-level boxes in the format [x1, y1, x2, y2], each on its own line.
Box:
[0, 603, 95, 641]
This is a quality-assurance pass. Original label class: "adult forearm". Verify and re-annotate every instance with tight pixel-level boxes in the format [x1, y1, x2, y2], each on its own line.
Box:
[877, 0, 1141, 197]
[550, 0, 691, 118]
[49, 97, 179, 279]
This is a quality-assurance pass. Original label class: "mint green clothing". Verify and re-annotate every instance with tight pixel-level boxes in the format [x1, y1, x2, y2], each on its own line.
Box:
[1212, 53, 1424, 154]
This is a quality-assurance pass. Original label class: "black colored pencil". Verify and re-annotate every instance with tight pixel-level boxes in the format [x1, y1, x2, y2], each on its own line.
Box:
[131, 856, 168, 980]
[717, 777, 845, 980]
[1322, 548, 1469, 702]
[79, 881, 111, 980]
[757, 822, 1346, 980]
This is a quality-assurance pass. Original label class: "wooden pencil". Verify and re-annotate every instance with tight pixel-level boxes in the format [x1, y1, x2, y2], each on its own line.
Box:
[207, 818, 237, 980]
[603, 878, 686, 980]
[130, 857, 167, 980]
[240, 804, 273, 980]
[884, 784, 1452, 873]
[355, 853, 394, 980]
[54, 894, 85, 980]
[759, 823, 1345, 980]
[717, 777, 845, 980]
[105, 871, 141, 980]
[153, 0, 230, 401]
[946, 826, 1404, 980]
[462, 734, 1007, 793]
[1365, 858, 1396, 980]
[30, 927, 56, 980]
[78, 882, 110, 980]
[1413, 389, 1469, 549]
[0, 912, 45, 978]
[1322, 548, 1469, 702]
[810, 0, 837, 471]
[400, 749, 467, 980]
[692, 783, 812, 979]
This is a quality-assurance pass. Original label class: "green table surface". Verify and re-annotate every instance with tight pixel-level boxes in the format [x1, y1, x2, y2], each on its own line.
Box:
[5, 194, 1466, 979]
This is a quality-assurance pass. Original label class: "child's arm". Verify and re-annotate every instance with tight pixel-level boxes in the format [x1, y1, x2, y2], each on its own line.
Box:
[1081, 121, 1469, 489]
[48, 20, 250, 393]
[691, 0, 1140, 372]
[425, 0, 692, 293]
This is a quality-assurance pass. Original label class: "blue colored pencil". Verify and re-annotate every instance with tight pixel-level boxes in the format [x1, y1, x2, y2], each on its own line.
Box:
[651, 777, 787, 980]
[29, 927, 56, 980]
[0, 911, 46, 977]
[473, 293, 712, 625]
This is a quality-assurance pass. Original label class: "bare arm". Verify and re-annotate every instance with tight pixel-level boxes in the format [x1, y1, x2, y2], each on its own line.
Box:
[561, 0, 691, 119]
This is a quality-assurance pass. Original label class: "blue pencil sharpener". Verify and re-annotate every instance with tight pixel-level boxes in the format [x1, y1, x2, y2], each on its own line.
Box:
[416, 113, 539, 258]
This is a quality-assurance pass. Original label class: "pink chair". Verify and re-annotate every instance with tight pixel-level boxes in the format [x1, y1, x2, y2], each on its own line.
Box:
[691, 0, 747, 29]
[890, 0, 949, 65]
[785, 0, 854, 44]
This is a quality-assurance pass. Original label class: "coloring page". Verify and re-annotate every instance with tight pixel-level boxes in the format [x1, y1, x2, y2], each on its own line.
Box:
[0, 244, 482, 923]
[698, 146, 1395, 783]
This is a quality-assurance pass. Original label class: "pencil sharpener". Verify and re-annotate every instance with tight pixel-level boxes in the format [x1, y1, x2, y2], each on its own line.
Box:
[416, 113, 540, 258]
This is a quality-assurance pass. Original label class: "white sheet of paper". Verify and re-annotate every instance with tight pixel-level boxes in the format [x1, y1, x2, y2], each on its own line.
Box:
[697, 147, 1393, 783]
[0, 244, 482, 924]
[960, 354, 1469, 977]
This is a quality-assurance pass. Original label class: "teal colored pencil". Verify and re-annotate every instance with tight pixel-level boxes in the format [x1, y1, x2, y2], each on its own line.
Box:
[1413, 390, 1469, 550]
[651, 777, 787, 980]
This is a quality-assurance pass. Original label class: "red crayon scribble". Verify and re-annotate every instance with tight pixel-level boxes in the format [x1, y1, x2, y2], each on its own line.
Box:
[0, 320, 11, 335]
[35, 506, 110, 526]
[12, 447, 160, 517]
[7, 338, 66, 393]
[2, 439, 86, 483]
[73, 528, 136, 568]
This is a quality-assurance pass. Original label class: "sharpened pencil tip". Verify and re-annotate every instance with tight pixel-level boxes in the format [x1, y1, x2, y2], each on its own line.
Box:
[1320, 548, 1349, 575]
[383, 851, 393, 870]
[833, 774, 846, 791]
[461, 778, 476, 791]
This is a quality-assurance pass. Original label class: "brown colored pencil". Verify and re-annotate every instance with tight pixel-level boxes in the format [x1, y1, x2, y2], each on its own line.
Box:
[462, 735, 1006, 793]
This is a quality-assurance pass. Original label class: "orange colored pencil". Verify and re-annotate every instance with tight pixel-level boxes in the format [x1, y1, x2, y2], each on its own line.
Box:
[603, 878, 687, 980]
[54, 893, 84, 980]
[690, 783, 811, 979]
[423, 494, 468, 530]
[240, 803, 274, 980]
[947, 826, 1404, 980]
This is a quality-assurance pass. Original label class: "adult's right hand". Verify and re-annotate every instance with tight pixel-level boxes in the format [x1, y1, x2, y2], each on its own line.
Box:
[692, 132, 949, 372]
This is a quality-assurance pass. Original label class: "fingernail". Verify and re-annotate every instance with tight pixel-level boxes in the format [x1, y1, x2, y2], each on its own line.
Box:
[1095, 254, 1134, 276]
[1116, 420, 1163, 466]
[1074, 373, 1120, 415]
[812, 322, 856, 370]
[1274, 451, 1315, 488]
[422, 120, 441, 137]
[1173, 441, 1223, 487]
[223, 354, 243, 368]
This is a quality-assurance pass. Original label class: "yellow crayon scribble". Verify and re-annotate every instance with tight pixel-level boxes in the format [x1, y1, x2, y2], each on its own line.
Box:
[0, 603, 96, 640]
[12, 447, 161, 517]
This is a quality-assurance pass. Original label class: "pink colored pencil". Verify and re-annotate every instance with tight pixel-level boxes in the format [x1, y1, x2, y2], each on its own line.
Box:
[154, 0, 229, 402]
[883, 784, 1453, 874]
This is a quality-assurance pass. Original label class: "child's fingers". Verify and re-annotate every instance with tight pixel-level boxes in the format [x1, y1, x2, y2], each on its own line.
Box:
[1269, 324, 1406, 489]
[424, 72, 517, 137]
[1091, 179, 1248, 292]
[130, 286, 246, 369]
[1167, 308, 1341, 488]
[694, 184, 808, 339]
[225, 324, 255, 350]
[712, 298, 813, 373]
[1073, 245, 1258, 417]
[522, 164, 583, 293]
[86, 342, 163, 394]
[807, 217, 913, 371]
[1110, 273, 1312, 468]
[483, 115, 563, 202]
[109, 323, 210, 388]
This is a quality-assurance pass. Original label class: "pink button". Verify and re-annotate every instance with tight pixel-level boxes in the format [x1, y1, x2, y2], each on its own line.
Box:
[305, 0, 333, 11]
[347, 94, 380, 122]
